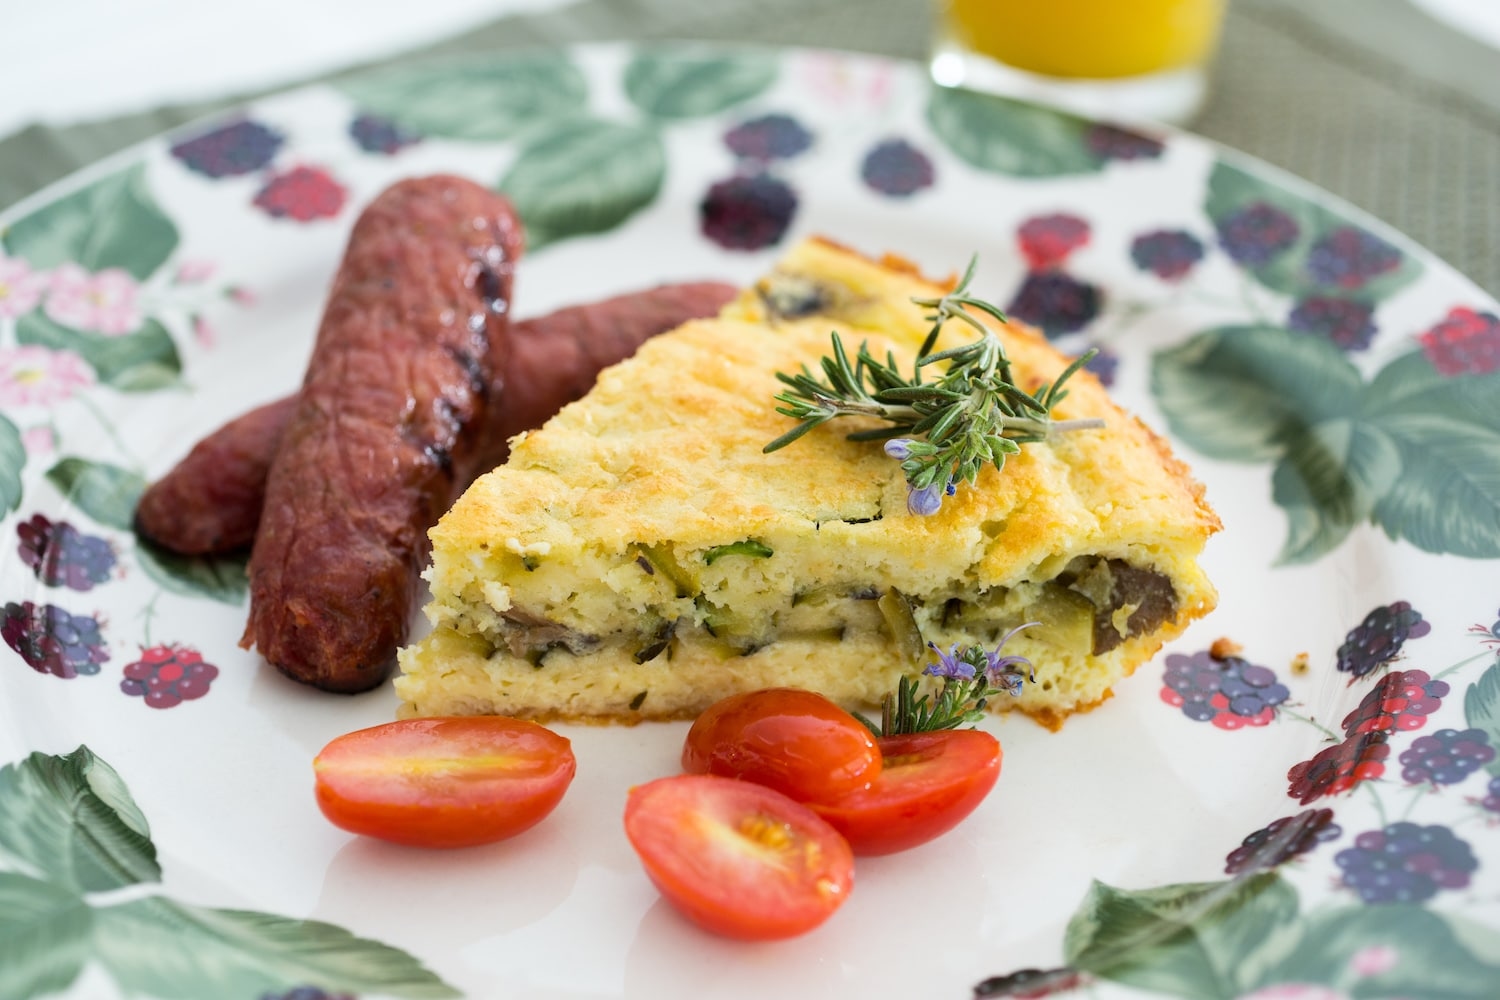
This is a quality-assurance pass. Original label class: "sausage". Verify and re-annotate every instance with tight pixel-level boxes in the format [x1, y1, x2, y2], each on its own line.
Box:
[134, 282, 737, 556]
[242, 175, 523, 693]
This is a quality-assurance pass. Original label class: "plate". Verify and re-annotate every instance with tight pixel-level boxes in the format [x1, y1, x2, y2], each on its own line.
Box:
[2, 44, 1499, 1000]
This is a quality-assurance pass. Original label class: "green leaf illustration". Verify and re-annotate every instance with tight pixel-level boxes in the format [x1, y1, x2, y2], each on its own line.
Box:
[0, 873, 93, 1000]
[1368, 415, 1500, 558]
[93, 897, 460, 1000]
[1464, 662, 1500, 777]
[15, 312, 182, 390]
[1205, 159, 1421, 302]
[498, 119, 665, 250]
[135, 542, 248, 605]
[1363, 351, 1500, 431]
[1270, 419, 1402, 564]
[1, 163, 178, 280]
[340, 51, 588, 141]
[623, 48, 777, 119]
[1151, 325, 1366, 462]
[1258, 904, 1500, 998]
[0, 747, 159, 893]
[45, 458, 146, 532]
[1063, 874, 1301, 999]
[0, 414, 24, 514]
[926, 87, 1103, 177]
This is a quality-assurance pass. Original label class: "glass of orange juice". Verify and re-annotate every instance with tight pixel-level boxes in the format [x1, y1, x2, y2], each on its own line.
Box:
[931, 0, 1228, 125]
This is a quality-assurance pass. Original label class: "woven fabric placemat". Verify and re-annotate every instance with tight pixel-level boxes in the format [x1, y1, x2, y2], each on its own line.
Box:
[2, 0, 1494, 295]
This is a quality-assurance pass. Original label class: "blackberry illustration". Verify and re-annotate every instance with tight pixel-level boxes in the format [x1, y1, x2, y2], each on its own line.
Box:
[170, 119, 284, 178]
[1287, 296, 1377, 351]
[1084, 123, 1164, 162]
[973, 967, 1088, 998]
[2, 601, 109, 678]
[1399, 728, 1495, 786]
[1478, 776, 1500, 814]
[1006, 271, 1101, 338]
[349, 113, 421, 155]
[1419, 307, 1500, 377]
[1160, 649, 1290, 729]
[1215, 201, 1300, 268]
[1083, 346, 1118, 387]
[1341, 669, 1448, 736]
[1305, 226, 1402, 290]
[1130, 230, 1204, 282]
[1335, 822, 1477, 903]
[16, 513, 116, 591]
[120, 644, 220, 710]
[1287, 730, 1390, 804]
[723, 113, 812, 162]
[1224, 808, 1341, 875]
[253, 166, 347, 222]
[1016, 214, 1090, 270]
[1335, 601, 1430, 680]
[700, 173, 797, 251]
[860, 139, 935, 197]
[259, 988, 355, 1000]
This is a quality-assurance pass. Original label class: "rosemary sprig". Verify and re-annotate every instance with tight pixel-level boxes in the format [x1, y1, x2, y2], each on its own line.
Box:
[858, 625, 1037, 737]
[763, 256, 1103, 514]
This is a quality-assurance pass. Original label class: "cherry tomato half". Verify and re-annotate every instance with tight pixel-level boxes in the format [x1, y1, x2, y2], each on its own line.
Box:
[682, 688, 881, 802]
[313, 716, 576, 849]
[624, 774, 854, 940]
[807, 729, 1001, 856]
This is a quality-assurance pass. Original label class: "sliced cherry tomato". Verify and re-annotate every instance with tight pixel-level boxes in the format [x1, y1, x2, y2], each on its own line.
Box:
[313, 716, 575, 849]
[807, 729, 1001, 856]
[623, 774, 854, 940]
[681, 688, 881, 802]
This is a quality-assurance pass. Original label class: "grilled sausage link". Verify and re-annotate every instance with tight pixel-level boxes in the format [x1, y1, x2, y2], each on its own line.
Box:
[134, 282, 736, 557]
[241, 175, 523, 693]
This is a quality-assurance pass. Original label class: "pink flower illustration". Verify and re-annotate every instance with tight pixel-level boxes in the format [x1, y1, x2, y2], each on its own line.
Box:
[0, 345, 95, 407]
[225, 285, 257, 307]
[173, 258, 217, 284]
[1237, 987, 1348, 1000]
[798, 53, 895, 109]
[0, 254, 46, 318]
[45, 264, 143, 335]
[1348, 944, 1399, 977]
[191, 313, 216, 348]
[21, 424, 56, 456]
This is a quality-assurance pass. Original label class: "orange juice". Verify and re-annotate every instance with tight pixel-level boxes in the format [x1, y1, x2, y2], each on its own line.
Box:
[944, 0, 1225, 80]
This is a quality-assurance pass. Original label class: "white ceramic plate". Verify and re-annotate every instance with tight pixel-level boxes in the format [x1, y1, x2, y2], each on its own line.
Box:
[2, 45, 1499, 1000]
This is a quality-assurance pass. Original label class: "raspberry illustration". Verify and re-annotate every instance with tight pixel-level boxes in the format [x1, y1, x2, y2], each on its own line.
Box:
[120, 644, 220, 709]
[1130, 230, 1204, 282]
[1016, 214, 1090, 270]
[1418, 307, 1500, 377]
[2, 601, 109, 678]
[253, 166, 347, 222]
[16, 513, 116, 591]
[860, 139, 935, 197]
[1224, 808, 1341, 875]
[1335, 601, 1430, 681]
[1084, 124, 1164, 162]
[1399, 728, 1495, 786]
[1305, 226, 1402, 290]
[259, 988, 355, 1000]
[723, 113, 813, 162]
[170, 119, 284, 178]
[349, 113, 422, 155]
[1334, 822, 1477, 903]
[1006, 271, 1101, 338]
[973, 967, 1088, 998]
[1287, 296, 1377, 351]
[1083, 346, 1118, 387]
[1215, 201, 1300, 268]
[1341, 669, 1449, 736]
[1160, 649, 1290, 729]
[700, 173, 798, 251]
[1287, 731, 1390, 804]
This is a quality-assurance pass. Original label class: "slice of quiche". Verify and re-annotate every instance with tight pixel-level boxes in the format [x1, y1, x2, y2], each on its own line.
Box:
[395, 238, 1219, 729]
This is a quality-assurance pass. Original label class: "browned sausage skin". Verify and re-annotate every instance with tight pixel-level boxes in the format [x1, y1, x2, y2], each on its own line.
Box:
[134, 282, 736, 557]
[242, 175, 523, 693]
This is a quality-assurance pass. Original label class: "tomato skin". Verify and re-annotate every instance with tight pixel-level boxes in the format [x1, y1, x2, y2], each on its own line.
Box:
[624, 774, 854, 940]
[313, 717, 575, 849]
[681, 688, 881, 802]
[807, 729, 1001, 856]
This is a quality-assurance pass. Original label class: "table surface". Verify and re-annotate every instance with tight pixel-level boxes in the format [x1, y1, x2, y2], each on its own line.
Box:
[3, 0, 1497, 297]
